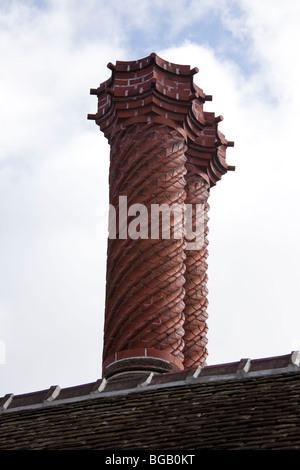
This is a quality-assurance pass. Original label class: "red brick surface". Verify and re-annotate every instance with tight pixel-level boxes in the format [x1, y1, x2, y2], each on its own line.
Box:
[89, 53, 234, 376]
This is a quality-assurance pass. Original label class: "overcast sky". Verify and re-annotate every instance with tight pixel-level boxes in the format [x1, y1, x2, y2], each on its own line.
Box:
[1, 0, 300, 396]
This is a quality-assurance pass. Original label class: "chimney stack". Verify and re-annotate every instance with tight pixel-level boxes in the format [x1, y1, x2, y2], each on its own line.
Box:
[88, 54, 234, 378]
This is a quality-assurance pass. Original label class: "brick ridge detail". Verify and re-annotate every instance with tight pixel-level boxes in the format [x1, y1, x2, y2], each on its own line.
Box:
[1, 353, 300, 414]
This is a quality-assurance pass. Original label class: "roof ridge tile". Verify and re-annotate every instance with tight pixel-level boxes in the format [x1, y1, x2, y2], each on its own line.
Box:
[1, 352, 300, 413]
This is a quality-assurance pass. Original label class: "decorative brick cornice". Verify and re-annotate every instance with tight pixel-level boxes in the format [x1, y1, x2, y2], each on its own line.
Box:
[88, 53, 234, 187]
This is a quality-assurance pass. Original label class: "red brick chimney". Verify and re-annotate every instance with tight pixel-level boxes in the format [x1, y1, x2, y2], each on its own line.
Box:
[88, 53, 234, 378]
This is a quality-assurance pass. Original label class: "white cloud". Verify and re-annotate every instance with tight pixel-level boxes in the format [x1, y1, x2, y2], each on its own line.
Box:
[1, 0, 300, 395]
[0, 340, 5, 365]
[160, 2, 300, 364]
[0, 0, 126, 394]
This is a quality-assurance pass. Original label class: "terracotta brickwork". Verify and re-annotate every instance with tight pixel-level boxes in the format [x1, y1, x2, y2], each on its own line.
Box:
[103, 123, 187, 372]
[88, 53, 234, 377]
[183, 170, 210, 368]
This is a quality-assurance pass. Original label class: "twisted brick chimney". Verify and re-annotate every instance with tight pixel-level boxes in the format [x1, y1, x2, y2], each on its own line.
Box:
[88, 53, 234, 378]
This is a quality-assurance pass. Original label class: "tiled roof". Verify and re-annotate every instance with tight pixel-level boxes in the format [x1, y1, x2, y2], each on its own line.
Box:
[1, 352, 300, 450]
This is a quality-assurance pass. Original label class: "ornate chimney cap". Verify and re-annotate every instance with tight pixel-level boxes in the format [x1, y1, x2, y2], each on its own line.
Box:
[89, 53, 234, 187]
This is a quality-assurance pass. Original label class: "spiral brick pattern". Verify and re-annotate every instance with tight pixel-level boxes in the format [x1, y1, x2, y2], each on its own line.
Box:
[103, 123, 187, 366]
[183, 170, 210, 369]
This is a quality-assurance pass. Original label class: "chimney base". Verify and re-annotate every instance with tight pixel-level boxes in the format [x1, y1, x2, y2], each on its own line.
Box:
[102, 349, 184, 379]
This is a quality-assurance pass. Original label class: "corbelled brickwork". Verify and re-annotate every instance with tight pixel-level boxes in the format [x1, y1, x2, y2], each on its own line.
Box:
[88, 53, 234, 377]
